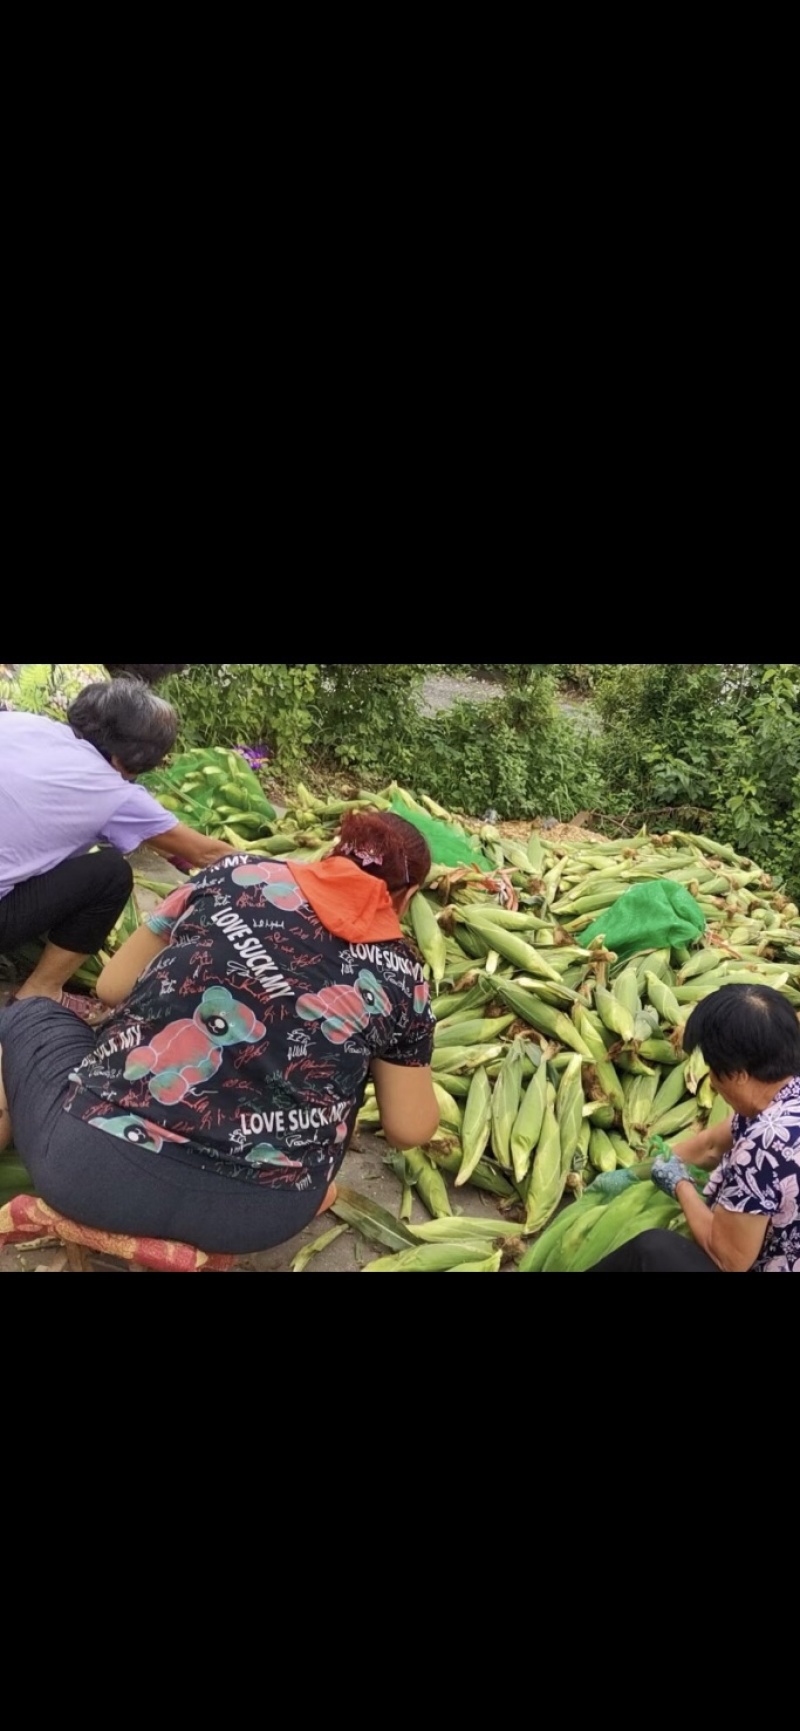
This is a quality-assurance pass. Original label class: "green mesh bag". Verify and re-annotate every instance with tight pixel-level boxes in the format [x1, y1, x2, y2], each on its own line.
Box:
[582, 879, 705, 962]
[388, 797, 495, 872]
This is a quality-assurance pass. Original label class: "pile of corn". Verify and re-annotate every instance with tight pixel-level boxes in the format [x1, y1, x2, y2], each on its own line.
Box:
[9, 777, 796, 1271]
[240, 785, 800, 1272]
[141, 747, 277, 842]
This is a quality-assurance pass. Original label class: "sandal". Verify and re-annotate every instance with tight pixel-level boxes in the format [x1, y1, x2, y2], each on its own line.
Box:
[59, 992, 112, 1027]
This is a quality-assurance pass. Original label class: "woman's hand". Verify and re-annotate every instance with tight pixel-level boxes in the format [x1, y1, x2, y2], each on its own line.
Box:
[651, 1153, 693, 1198]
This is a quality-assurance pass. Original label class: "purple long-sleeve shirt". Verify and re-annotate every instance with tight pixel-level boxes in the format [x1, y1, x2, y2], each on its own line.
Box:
[0, 712, 178, 899]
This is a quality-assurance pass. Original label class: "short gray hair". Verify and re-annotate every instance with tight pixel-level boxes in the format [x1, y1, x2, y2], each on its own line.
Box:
[68, 679, 179, 774]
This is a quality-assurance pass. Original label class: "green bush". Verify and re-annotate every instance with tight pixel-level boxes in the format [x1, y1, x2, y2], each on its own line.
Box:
[315, 664, 427, 781]
[590, 663, 800, 895]
[407, 675, 602, 821]
[160, 664, 321, 776]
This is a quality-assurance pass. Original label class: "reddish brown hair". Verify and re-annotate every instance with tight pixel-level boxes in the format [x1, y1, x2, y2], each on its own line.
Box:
[332, 811, 431, 893]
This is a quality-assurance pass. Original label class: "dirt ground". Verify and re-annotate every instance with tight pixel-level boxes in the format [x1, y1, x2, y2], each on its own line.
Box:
[0, 1126, 512, 1275]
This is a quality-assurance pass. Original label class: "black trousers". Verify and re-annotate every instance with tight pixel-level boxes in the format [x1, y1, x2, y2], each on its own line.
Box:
[588, 1228, 721, 1272]
[0, 998, 330, 1254]
[0, 850, 133, 957]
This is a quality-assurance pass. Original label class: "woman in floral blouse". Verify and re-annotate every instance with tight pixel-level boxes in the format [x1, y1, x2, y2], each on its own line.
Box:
[590, 984, 800, 1273]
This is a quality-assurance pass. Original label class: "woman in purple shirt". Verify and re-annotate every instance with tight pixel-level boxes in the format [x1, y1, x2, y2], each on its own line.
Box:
[0, 678, 231, 1015]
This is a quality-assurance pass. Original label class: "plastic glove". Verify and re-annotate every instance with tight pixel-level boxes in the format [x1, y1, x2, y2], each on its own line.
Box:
[651, 1153, 693, 1199]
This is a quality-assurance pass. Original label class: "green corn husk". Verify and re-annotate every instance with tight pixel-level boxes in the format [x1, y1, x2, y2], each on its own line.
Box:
[447, 1252, 504, 1272]
[588, 1127, 617, 1173]
[363, 1241, 494, 1272]
[490, 1038, 525, 1170]
[290, 1224, 350, 1271]
[707, 1091, 735, 1129]
[649, 1060, 690, 1121]
[645, 970, 685, 1027]
[583, 1101, 615, 1127]
[431, 984, 492, 1021]
[432, 1072, 472, 1098]
[410, 893, 447, 984]
[456, 1067, 493, 1187]
[677, 947, 728, 983]
[433, 1015, 515, 1048]
[685, 1045, 710, 1094]
[408, 1215, 522, 1244]
[544, 1202, 611, 1271]
[430, 1043, 504, 1074]
[457, 915, 562, 982]
[613, 966, 642, 1022]
[525, 1102, 564, 1233]
[556, 1054, 585, 1176]
[385, 1148, 453, 1219]
[572, 1119, 592, 1175]
[595, 984, 636, 1043]
[634, 948, 673, 989]
[427, 1143, 517, 1199]
[649, 1099, 701, 1139]
[331, 1187, 417, 1253]
[608, 1132, 637, 1168]
[492, 978, 594, 1056]
[432, 1083, 463, 1132]
[622, 1069, 661, 1144]
[638, 1037, 683, 1065]
[592, 1059, 626, 1111]
[517, 1193, 600, 1271]
[571, 1004, 610, 1062]
[460, 905, 552, 933]
[697, 1075, 716, 1114]
[510, 1059, 549, 1186]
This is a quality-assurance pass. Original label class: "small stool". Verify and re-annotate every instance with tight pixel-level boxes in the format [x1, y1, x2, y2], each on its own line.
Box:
[0, 1195, 237, 1273]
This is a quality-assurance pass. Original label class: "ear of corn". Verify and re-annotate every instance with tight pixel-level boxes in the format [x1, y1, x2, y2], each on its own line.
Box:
[456, 1067, 493, 1186]
[510, 1059, 549, 1186]
[650, 1060, 689, 1121]
[433, 1015, 515, 1048]
[595, 984, 636, 1043]
[649, 1099, 700, 1139]
[492, 979, 594, 1056]
[645, 970, 687, 1025]
[490, 1038, 525, 1170]
[589, 1128, 617, 1172]
[607, 1131, 636, 1168]
[525, 1102, 564, 1233]
[447, 1252, 503, 1272]
[390, 1147, 453, 1218]
[410, 893, 447, 984]
[458, 915, 563, 982]
[556, 1054, 585, 1175]
[430, 1043, 504, 1074]
[363, 1241, 494, 1271]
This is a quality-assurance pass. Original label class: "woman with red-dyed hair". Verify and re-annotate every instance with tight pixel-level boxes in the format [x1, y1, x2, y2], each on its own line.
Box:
[0, 811, 440, 1255]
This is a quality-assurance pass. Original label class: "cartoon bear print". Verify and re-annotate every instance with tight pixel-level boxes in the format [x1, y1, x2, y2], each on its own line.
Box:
[124, 986, 266, 1104]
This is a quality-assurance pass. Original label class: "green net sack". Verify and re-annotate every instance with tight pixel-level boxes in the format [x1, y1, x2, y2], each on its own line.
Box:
[388, 797, 495, 872]
[582, 880, 705, 962]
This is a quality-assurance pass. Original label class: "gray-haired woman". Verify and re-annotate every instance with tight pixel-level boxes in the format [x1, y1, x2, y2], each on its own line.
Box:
[0, 678, 231, 1017]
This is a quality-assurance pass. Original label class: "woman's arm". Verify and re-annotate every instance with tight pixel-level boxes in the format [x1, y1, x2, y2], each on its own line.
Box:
[97, 927, 169, 1007]
[675, 1182, 768, 1272]
[147, 822, 233, 868]
[371, 1059, 440, 1150]
[671, 1115, 734, 1171]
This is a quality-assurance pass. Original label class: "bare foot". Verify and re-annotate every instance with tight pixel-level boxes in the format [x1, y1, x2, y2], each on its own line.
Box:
[315, 1183, 338, 1217]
